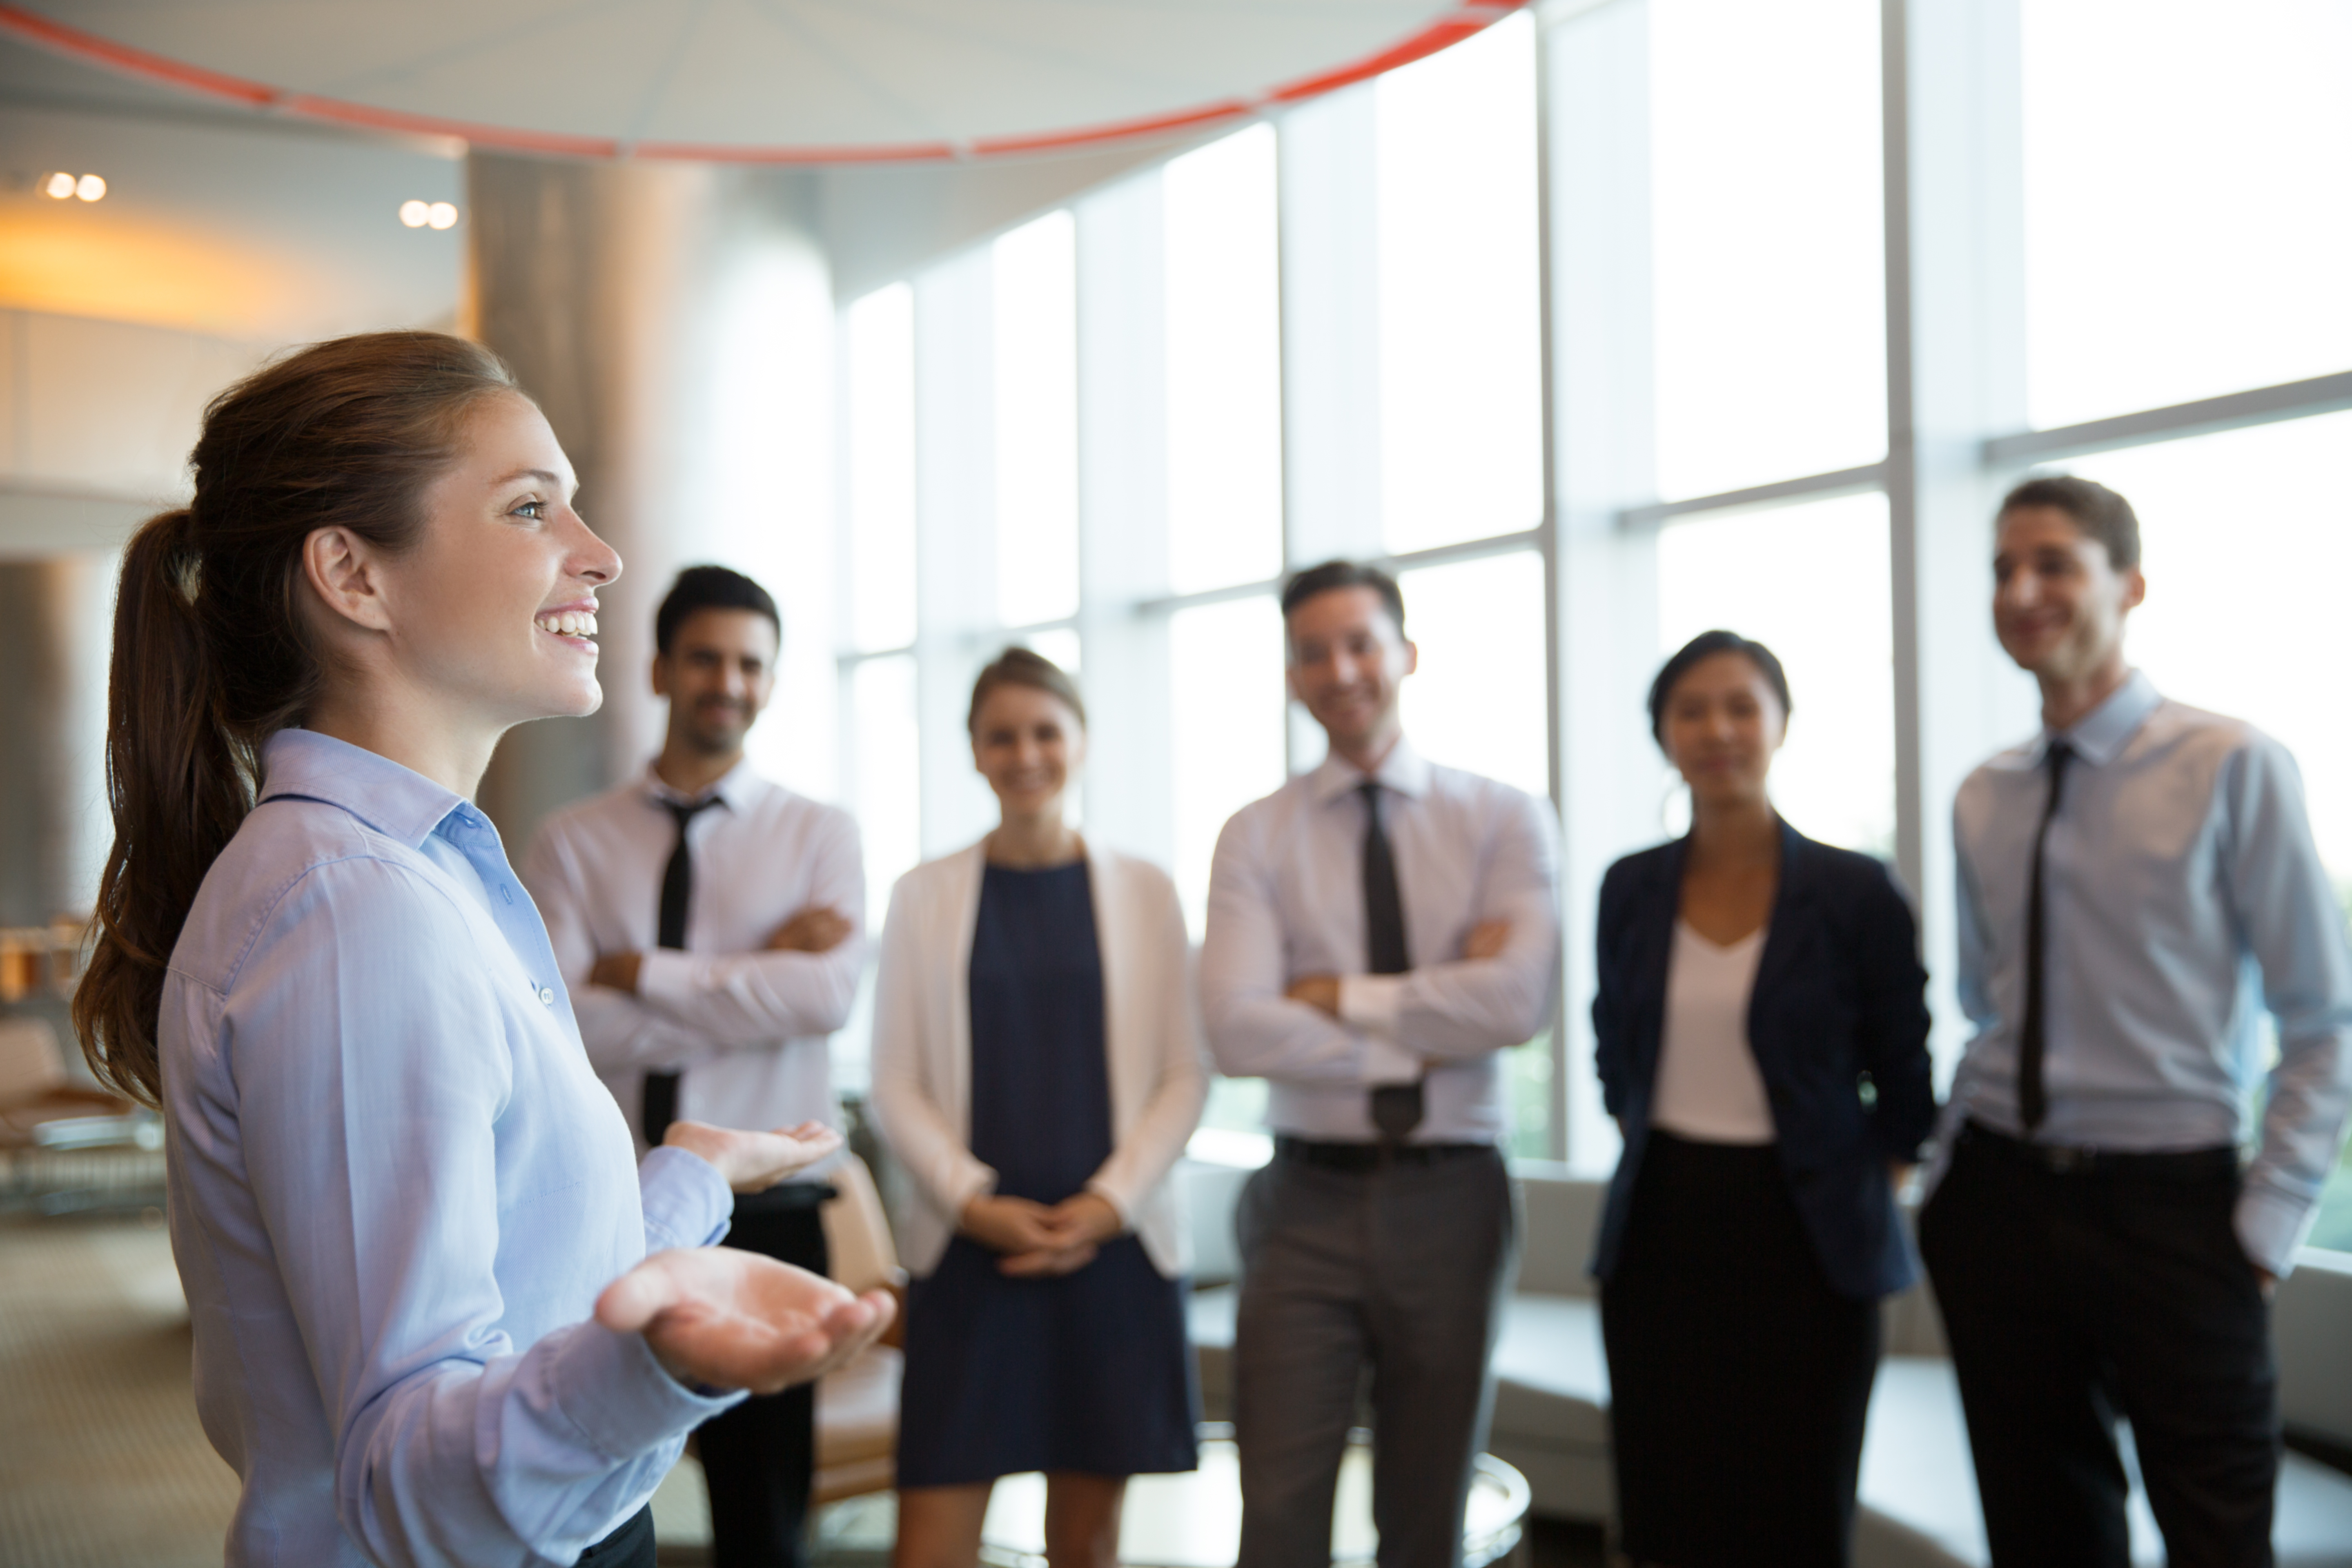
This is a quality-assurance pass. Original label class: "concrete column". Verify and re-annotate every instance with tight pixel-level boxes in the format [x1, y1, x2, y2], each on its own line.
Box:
[466, 154, 835, 854]
[0, 551, 113, 949]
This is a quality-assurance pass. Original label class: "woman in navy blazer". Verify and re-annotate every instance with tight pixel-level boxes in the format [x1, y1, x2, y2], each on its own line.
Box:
[1592, 631, 1935, 1568]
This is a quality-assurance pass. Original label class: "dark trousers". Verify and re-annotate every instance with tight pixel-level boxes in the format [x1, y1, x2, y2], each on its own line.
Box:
[575, 1506, 655, 1567]
[1232, 1144, 1517, 1568]
[1600, 1133, 1879, 1568]
[1918, 1123, 2278, 1568]
[698, 1195, 831, 1568]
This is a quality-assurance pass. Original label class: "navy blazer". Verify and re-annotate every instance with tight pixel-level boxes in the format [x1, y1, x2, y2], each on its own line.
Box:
[1589, 820, 1936, 1301]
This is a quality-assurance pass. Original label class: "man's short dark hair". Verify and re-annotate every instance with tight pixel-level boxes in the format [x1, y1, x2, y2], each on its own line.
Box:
[1999, 474, 2141, 571]
[1280, 559, 1406, 639]
[655, 566, 781, 655]
[1648, 630, 1793, 746]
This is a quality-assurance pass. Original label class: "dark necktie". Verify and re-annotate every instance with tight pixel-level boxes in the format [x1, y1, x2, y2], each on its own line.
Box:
[2017, 741, 2073, 1137]
[641, 795, 724, 1146]
[1361, 782, 1422, 1142]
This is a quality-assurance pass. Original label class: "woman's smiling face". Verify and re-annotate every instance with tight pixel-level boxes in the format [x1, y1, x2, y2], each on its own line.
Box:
[376, 391, 622, 731]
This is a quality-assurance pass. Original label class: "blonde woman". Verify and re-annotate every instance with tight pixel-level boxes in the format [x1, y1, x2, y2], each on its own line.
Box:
[870, 648, 1207, 1568]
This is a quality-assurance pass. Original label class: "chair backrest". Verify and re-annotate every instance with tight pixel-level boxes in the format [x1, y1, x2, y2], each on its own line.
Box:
[822, 1151, 902, 1294]
[0, 1018, 67, 1109]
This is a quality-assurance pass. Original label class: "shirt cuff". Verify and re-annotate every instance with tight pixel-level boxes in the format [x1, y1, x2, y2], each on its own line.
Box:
[633, 949, 699, 1011]
[1085, 1176, 1138, 1232]
[544, 1319, 744, 1461]
[1339, 973, 1406, 1041]
[640, 1145, 736, 1250]
[2235, 1182, 2315, 1281]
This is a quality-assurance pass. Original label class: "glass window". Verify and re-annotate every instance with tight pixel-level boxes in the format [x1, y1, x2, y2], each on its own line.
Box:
[1655, 491, 1895, 856]
[1169, 595, 1288, 934]
[1165, 125, 1284, 596]
[1376, 11, 1544, 555]
[993, 212, 1080, 629]
[1396, 551, 1551, 801]
[1649, 0, 1886, 500]
[2051, 411, 2352, 1252]
[1395, 548, 1555, 1157]
[2021, 0, 2352, 430]
[845, 654, 922, 924]
[846, 285, 917, 653]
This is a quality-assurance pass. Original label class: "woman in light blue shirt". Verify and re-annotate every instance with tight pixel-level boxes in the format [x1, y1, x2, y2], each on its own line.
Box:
[70, 332, 891, 1568]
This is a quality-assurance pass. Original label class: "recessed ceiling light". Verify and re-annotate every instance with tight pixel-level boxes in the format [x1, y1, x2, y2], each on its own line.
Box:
[43, 172, 76, 199]
[75, 174, 106, 201]
[426, 201, 459, 230]
[399, 199, 430, 228]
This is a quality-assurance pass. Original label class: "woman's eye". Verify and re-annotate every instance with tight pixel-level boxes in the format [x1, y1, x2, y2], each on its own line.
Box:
[511, 499, 546, 521]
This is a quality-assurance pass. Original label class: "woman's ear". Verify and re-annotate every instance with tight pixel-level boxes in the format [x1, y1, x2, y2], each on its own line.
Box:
[303, 526, 395, 634]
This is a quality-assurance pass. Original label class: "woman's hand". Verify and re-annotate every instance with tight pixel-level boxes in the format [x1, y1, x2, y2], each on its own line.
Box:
[597, 1247, 894, 1395]
[959, 1194, 1059, 1254]
[962, 1192, 1121, 1277]
[1000, 1192, 1124, 1278]
[664, 1120, 842, 1193]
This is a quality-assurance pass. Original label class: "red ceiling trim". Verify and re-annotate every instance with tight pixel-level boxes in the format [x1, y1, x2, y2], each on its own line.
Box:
[0, 1, 1528, 165]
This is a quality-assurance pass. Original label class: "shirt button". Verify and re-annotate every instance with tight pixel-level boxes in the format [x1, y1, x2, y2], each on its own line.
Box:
[538, 987, 556, 1005]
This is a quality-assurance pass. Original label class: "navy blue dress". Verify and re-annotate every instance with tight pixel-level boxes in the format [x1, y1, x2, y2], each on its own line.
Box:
[895, 861, 1200, 1487]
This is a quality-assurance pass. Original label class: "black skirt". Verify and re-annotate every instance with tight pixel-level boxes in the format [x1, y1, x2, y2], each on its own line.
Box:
[1599, 1131, 1880, 1568]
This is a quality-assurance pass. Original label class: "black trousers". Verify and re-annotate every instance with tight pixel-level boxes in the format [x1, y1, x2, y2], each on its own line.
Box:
[697, 1194, 831, 1568]
[1918, 1122, 2278, 1568]
[575, 1505, 655, 1567]
[1600, 1132, 1880, 1568]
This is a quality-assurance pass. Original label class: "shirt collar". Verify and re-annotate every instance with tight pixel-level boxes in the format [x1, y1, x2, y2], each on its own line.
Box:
[258, 728, 474, 850]
[639, 754, 763, 811]
[1308, 735, 1432, 806]
[2041, 668, 2161, 768]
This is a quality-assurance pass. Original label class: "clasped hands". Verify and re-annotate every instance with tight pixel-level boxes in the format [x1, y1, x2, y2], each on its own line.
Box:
[959, 1191, 1124, 1277]
[595, 1117, 893, 1395]
[1286, 919, 1512, 1016]
[589, 902, 853, 994]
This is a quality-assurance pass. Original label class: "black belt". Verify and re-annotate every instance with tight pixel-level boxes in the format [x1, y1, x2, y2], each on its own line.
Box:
[1275, 1135, 1494, 1173]
[1960, 1118, 2238, 1179]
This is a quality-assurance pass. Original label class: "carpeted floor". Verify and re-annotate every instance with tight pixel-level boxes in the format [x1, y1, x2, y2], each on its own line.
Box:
[0, 1209, 1605, 1568]
[0, 1209, 238, 1567]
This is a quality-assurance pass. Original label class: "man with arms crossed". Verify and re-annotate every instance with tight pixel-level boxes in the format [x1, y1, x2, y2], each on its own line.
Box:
[525, 566, 865, 1568]
[1922, 477, 2352, 1566]
[1201, 561, 1561, 1568]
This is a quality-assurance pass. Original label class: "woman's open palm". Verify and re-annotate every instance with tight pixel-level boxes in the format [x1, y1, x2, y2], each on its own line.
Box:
[595, 1248, 895, 1395]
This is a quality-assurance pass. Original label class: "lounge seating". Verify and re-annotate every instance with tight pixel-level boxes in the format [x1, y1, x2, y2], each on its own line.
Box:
[1177, 1154, 2352, 1567]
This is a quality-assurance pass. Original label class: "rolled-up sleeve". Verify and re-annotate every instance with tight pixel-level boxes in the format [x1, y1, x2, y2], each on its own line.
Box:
[1389, 791, 1562, 1062]
[1200, 809, 1378, 1085]
[227, 857, 737, 1568]
[2221, 741, 2352, 1276]
[633, 813, 868, 1047]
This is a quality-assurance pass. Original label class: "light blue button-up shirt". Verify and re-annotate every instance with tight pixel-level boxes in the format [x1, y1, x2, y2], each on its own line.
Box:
[1942, 671, 2352, 1276]
[162, 729, 741, 1568]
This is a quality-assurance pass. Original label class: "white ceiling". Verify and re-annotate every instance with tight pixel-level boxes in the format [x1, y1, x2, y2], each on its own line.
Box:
[7, 0, 1515, 161]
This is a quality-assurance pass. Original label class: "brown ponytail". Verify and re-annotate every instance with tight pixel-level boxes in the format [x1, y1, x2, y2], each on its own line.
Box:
[73, 332, 519, 1105]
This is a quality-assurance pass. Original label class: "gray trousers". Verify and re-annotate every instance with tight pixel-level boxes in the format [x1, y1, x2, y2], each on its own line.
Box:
[1233, 1146, 1518, 1568]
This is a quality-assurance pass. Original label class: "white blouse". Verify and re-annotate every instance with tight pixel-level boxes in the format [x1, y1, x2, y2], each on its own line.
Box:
[1651, 920, 1777, 1145]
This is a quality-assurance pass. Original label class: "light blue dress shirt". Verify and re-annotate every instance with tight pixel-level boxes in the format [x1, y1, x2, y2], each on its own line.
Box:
[161, 729, 742, 1568]
[1940, 671, 2352, 1276]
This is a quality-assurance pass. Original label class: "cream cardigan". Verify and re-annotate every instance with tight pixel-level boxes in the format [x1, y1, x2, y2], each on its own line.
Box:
[866, 839, 1209, 1278]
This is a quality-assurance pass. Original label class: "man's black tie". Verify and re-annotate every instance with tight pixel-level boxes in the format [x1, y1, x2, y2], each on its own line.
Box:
[641, 795, 724, 1147]
[2017, 741, 2072, 1137]
[1361, 782, 1422, 1142]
